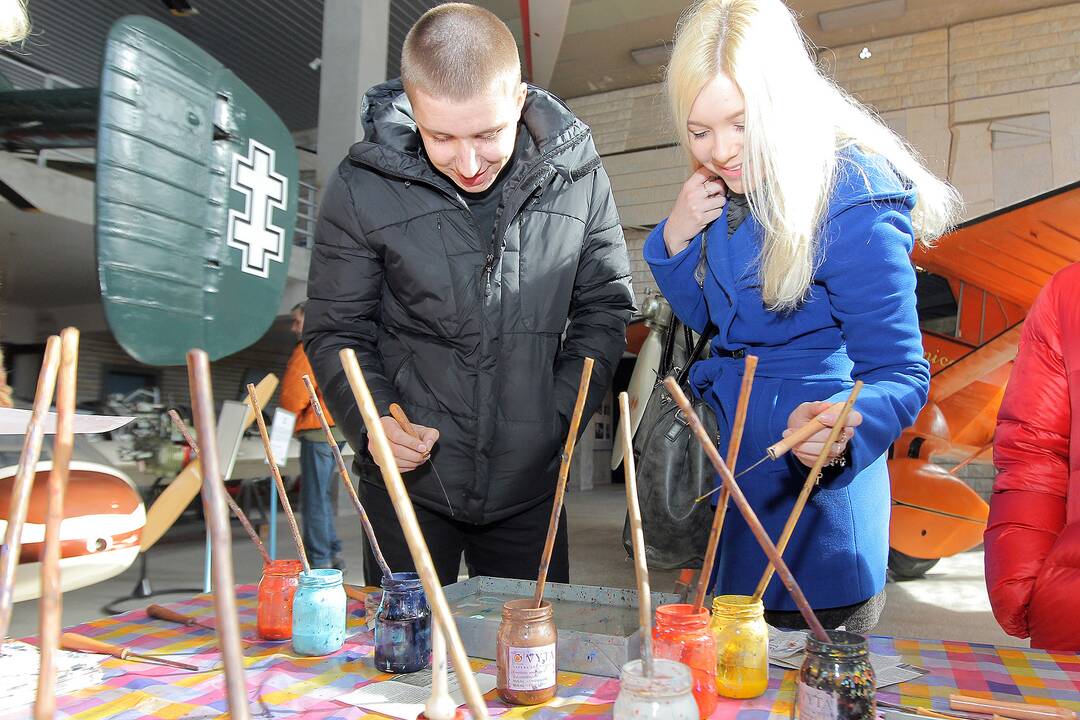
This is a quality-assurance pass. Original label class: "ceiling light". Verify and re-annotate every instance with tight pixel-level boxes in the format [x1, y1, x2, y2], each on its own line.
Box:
[630, 43, 671, 67]
[818, 0, 905, 33]
[859, 47, 872, 60]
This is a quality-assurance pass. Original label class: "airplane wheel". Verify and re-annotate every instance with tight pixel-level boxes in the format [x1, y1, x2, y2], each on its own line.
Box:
[888, 549, 939, 579]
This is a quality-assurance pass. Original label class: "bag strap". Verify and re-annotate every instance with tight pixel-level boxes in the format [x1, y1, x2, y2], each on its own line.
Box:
[674, 324, 716, 386]
[659, 316, 681, 374]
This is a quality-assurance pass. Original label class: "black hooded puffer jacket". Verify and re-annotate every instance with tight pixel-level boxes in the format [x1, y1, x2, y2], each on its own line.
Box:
[305, 79, 634, 524]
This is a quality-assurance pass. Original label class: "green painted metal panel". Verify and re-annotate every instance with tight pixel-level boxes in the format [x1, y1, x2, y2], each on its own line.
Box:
[96, 15, 297, 366]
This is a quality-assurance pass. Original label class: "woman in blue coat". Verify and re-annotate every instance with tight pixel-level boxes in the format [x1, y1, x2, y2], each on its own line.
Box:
[645, 0, 961, 631]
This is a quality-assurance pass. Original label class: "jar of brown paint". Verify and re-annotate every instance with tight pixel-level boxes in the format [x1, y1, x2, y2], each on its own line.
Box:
[496, 598, 557, 705]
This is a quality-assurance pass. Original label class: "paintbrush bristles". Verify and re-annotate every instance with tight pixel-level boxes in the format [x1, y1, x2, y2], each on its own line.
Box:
[662, 376, 830, 643]
[300, 374, 393, 580]
[0, 335, 61, 644]
[246, 384, 310, 574]
[35, 328, 78, 720]
[339, 349, 490, 720]
[619, 392, 653, 677]
[753, 381, 863, 601]
[166, 410, 271, 566]
[533, 357, 595, 608]
[694, 355, 758, 611]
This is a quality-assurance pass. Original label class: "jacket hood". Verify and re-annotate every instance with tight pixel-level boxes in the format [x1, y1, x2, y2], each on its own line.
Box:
[354, 78, 599, 184]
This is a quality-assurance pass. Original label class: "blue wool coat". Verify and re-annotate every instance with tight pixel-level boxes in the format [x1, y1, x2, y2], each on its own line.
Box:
[644, 147, 930, 611]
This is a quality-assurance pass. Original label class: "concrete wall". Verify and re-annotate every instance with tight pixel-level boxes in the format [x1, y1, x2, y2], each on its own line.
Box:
[568, 2, 1080, 300]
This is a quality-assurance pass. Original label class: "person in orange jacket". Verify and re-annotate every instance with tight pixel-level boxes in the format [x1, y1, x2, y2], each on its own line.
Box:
[280, 302, 346, 570]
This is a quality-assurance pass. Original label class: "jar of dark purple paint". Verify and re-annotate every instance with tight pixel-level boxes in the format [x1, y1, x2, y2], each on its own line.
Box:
[374, 572, 431, 673]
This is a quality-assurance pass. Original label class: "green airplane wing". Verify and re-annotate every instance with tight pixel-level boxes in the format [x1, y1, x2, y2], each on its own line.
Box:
[96, 16, 298, 366]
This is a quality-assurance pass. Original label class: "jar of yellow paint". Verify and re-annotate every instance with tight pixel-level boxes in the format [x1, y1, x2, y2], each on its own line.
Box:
[708, 594, 769, 698]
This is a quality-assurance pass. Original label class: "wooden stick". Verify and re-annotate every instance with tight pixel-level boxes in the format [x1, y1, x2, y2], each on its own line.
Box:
[35, 327, 78, 720]
[246, 383, 310, 574]
[619, 392, 653, 677]
[950, 694, 1076, 720]
[167, 409, 271, 566]
[301, 374, 393, 580]
[60, 632, 200, 671]
[533, 357, 595, 608]
[340, 348, 490, 720]
[753, 381, 864, 601]
[0, 335, 60, 642]
[693, 355, 758, 610]
[189, 351, 250, 719]
[948, 442, 993, 474]
[663, 377, 830, 642]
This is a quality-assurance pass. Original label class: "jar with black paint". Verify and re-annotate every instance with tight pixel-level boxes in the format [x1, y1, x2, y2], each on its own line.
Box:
[374, 572, 431, 673]
[792, 630, 876, 720]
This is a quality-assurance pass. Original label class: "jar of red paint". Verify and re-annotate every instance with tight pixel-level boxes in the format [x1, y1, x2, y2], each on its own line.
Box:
[256, 559, 303, 640]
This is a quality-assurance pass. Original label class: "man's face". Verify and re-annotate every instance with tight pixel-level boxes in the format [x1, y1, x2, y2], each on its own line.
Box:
[290, 309, 304, 341]
[410, 79, 527, 193]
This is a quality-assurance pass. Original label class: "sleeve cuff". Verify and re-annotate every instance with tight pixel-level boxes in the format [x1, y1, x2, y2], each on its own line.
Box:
[643, 219, 701, 265]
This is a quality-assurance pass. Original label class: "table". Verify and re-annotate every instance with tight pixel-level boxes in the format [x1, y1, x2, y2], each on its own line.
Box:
[43, 587, 1080, 719]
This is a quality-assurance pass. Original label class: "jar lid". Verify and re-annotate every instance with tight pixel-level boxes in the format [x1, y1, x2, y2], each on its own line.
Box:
[299, 568, 343, 588]
[501, 598, 553, 622]
[619, 658, 693, 697]
[711, 594, 764, 619]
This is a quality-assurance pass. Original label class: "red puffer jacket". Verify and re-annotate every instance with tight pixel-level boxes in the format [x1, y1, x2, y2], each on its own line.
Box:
[986, 262, 1080, 651]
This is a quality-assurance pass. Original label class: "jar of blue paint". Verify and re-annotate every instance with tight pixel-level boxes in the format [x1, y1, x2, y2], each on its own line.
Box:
[291, 568, 346, 656]
[375, 572, 431, 673]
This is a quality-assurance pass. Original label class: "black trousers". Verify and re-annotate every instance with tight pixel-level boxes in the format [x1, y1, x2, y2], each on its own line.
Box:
[359, 481, 570, 588]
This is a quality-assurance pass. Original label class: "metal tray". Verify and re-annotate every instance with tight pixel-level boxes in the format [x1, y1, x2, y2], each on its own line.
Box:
[442, 576, 680, 678]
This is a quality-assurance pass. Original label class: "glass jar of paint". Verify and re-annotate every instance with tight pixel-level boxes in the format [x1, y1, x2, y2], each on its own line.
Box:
[613, 657, 699, 720]
[291, 568, 347, 656]
[653, 604, 718, 719]
[256, 559, 303, 640]
[496, 599, 557, 705]
[709, 594, 769, 699]
[374, 572, 432, 673]
[793, 630, 875, 720]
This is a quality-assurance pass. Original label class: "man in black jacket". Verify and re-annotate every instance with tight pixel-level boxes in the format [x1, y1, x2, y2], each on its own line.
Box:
[304, 3, 634, 586]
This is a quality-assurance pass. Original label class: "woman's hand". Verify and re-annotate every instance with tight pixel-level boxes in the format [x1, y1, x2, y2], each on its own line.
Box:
[663, 166, 728, 256]
[784, 401, 863, 468]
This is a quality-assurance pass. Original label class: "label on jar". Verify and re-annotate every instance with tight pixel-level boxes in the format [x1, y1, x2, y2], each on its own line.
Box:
[796, 681, 838, 720]
[506, 643, 556, 690]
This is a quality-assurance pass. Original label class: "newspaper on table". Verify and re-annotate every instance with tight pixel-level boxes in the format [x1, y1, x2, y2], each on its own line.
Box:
[0, 640, 106, 711]
[767, 626, 928, 688]
[336, 669, 497, 720]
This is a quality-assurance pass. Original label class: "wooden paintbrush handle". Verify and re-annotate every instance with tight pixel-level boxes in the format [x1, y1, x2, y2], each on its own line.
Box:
[61, 632, 127, 659]
[765, 401, 846, 459]
[147, 604, 198, 626]
[950, 694, 1076, 720]
[389, 403, 419, 438]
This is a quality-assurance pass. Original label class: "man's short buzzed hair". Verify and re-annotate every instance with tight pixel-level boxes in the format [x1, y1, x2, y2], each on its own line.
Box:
[401, 3, 521, 100]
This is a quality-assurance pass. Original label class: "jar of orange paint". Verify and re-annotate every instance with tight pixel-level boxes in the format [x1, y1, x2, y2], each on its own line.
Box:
[653, 603, 719, 718]
[257, 559, 303, 640]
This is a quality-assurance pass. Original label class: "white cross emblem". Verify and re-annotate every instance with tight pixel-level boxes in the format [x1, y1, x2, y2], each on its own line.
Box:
[227, 139, 288, 278]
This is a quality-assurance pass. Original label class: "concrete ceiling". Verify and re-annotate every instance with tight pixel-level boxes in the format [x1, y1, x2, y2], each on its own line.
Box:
[479, 0, 1080, 98]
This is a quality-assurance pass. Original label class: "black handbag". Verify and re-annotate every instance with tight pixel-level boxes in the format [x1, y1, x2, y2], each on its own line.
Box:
[622, 318, 718, 570]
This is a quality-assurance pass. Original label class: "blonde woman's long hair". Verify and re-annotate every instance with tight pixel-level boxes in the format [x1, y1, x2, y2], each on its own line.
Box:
[0, 0, 30, 44]
[667, 0, 961, 311]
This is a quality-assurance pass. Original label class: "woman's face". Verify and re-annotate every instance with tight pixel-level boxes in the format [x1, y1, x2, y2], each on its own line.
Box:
[687, 72, 746, 194]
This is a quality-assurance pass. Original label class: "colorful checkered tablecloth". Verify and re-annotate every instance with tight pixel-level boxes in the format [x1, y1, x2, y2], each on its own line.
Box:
[38, 586, 1080, 718]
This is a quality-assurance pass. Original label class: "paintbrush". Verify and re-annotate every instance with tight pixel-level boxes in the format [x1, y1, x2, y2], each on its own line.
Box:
[167, 410, 272, 566]
[533, 358, 595, 608]
[388, 403, 455, 516]
[60, 632, 200, 672]
[753, 382, 863, 600]
[950, 694, 1077, 720]
[664, 376, 831, 642]
[0, 335, 60, 644]
[693, 355, 757, 610]
[246, 383, 311, 575]
[694, 400, 847, 503]
[619, 391, 654, 677]
[339, 348, 490, 720]
[302, 374, 394, 580]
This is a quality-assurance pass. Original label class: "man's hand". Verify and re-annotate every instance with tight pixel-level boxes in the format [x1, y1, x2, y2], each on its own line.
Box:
[663, 166, 727, 256]
[783, 401, 862, 468]
[369, 416, 440, 472]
